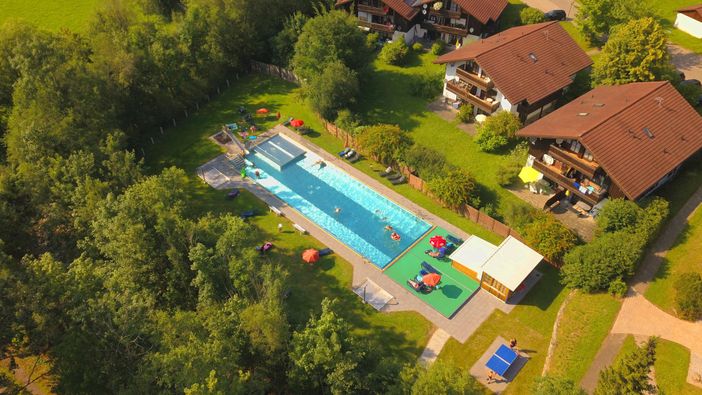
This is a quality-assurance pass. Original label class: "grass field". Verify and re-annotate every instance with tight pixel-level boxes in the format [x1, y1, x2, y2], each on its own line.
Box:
[142, 78, 434, 363]
[646, 206, 702, 315]
[0, 0, 100, 32]
[384, 227, 480, 318]
[650, 0, 702, 53]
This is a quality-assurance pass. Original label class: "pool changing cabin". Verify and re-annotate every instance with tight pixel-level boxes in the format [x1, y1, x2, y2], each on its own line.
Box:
[448, 236, 543, 302]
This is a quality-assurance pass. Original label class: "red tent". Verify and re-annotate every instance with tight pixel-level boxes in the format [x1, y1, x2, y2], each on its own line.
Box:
[256, 108, 269, 114]
[290, 119, 304, 128]
[302, 249, 320, 264]
[430, 235, 447, 249]
[422, 273, 441, 287]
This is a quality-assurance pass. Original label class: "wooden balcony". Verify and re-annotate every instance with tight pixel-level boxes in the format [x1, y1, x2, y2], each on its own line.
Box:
[532, 160, 605, 206]
[446, 80, 499, 113]
[456, 67, 493, 90]
[547, 145, 600, 179]
[425, 22, 468, 36]
[358, 20, 395, 33]
[358, 4, 388, 16]
[428, 8, 462, 19]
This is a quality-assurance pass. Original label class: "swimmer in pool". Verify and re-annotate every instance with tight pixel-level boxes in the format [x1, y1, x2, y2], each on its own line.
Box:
[335, 207, 341, 214]
[384, 225, 394, 231]
[390, 232, 401, 241]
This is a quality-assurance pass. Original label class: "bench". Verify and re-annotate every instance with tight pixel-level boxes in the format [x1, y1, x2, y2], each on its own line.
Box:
[269, 206, 283, 216]
[293, 223, 307, 234]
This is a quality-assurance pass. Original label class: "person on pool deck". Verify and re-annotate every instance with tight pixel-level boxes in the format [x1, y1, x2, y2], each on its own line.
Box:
[390, 232, 401, 241]
[384, 225, 394, 232]
[254, 170, 260, 179]
[486, 370, 496, 384]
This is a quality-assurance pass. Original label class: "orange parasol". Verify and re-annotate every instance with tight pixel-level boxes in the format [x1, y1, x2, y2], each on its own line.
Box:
[256, 108, 270, 114]
[302, 249, 320, 264]
[290, 119, 304, 128]
[422, 273, 441, 287]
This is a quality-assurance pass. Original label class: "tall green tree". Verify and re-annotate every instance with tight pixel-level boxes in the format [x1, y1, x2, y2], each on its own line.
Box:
[356, 124, 412, 165]
[306, 60, 360, 120]
[575, 0, 653, 45]
[595, 337, 657, 395]
[591, 18, 675, 86]
[399, 360, 483, 394]
[271, 11, 309, 67]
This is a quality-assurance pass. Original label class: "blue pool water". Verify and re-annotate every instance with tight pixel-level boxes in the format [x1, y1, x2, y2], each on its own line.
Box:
[246, 139, 431, 268]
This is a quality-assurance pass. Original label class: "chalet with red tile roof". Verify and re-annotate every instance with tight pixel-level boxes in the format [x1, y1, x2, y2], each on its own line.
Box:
[517, 81, 702, 209]
[675, 4, 702, 38]
[434, 22, 592, 123]
[335, 0, 507, 44]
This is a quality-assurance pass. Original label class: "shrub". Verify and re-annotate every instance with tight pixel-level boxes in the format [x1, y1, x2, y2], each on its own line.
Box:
[503, 201, 539, 231]
[306, 61, 359, 120]
[402, 145, 448, 180]
[638, 196, 669, 242]
[596, 199, 643, 234]
[335, 109, 361, 134]
[412, 42, 424, 52]
[409, 73, 443, 99]
[430, 40, 445, 55]
[522, 214, 578, 263]
[608, 278, 628, 298]
[355, 124, 412, 165]
[379, 40, 409, 65]
[677, 81, 702, 107]
[533, 375, 586, 395]
[520, 7, 546, 24]
[595, 337, 657, 395]
[427, 168, 477, 210]
[561, 231, 645, 291]
[674, 273, 702, 321]
[366, 32, 380, 50]
[495, 142, 528, 186]
[456, 103, 474, 123]
[474, 111, 522, 152]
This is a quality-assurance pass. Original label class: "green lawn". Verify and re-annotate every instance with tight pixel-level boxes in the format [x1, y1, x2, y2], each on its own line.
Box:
[384, 227, 480, 318]
[655, 160, 702, 218]
[648, 0, 702, 53]
[0, 0, 99, 32]
[142, 78, 433, 363]
[546, 292, 622, 382]
[645, 206, 702, 314]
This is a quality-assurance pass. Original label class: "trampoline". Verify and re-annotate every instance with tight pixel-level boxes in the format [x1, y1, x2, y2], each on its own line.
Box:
[486, 344, 518, 377]
[252, 134, 306, 170]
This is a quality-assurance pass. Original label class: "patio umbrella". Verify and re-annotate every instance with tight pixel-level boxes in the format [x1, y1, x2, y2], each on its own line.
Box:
[430, 235, 447, 249]
[422, 273, 441, 287]
[302, 249, 320, 264]
[256, 108, 269, 114]
[290, 119, 304, 128]
[518, 166, 543, 184]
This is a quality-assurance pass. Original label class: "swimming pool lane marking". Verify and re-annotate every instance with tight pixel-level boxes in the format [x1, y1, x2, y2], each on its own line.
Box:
[382, 226, 436, 272]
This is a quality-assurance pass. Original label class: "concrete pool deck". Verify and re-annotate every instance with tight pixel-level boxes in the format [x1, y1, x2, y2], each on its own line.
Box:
[200, 125, 515, 343]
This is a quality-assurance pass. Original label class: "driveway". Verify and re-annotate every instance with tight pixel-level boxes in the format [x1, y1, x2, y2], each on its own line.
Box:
[669, 44, 702, 82]
[519, 0, 576, 18]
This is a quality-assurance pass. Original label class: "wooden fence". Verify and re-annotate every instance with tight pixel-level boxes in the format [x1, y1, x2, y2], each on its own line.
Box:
[250, 60, 299, 84]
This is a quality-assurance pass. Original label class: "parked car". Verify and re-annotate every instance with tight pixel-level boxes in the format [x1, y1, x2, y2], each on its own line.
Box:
[544, 9, 567, 21]
[681, 79, 702, 88]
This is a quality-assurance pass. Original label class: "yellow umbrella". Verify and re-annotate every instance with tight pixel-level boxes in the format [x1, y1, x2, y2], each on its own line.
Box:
[518, 166, 542, 183]
[455, 39, 461, 49]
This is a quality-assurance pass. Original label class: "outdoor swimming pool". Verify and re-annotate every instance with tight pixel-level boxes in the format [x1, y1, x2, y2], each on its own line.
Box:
[246, 136, 431, 268]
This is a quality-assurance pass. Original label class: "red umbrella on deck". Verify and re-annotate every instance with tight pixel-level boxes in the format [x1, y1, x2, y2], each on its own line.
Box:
[290, 119, 304, 128]
[422, 273, 441, 287]
[256, 108, 270, 114]
[302, 249, 320, 264]
[430, 235, 447, 249]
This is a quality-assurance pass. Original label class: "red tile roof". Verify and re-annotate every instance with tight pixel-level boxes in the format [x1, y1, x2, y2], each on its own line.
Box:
[517, 81, 702, 200]
[382, 0, 420, 20]
[678, 4, 702, 12]
[435, 22, 592, 105]
[678, 4, 702, 21]
[453, 0, 508, 24]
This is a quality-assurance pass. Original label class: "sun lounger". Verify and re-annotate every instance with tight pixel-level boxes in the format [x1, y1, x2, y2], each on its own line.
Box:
[319, 248, 333, 256]
[283, 117, 293, 126]
[293, 223, 307, 234]
[386, 172, 402, 181]
[269, 206, 283, 216]
[380, 168, 393, 177]
[227, 189, 240, 199]
[421, 261, 441, 274]
[339, 148, 351, 157]
[348, 153, 360, 163]
[390, 176, 406, 185]
[446, 234, 463, 245]
[240, 210, 255, 218]
[297, 127, 310, 135]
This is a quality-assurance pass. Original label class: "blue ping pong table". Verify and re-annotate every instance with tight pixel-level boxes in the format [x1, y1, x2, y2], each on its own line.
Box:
[485, 344, 518, 377]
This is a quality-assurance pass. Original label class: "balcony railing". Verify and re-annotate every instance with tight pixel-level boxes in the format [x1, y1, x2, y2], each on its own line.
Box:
[547, 145, 600, 179]
[424, 22, 468, 36]
[446, 80, 499, 113]
[358, 4, 388, 15]
[428, 8, 462, 19]
[456, 67, 493, 90]
[358, 20, 395, 33]
[532, 161, 605, 206]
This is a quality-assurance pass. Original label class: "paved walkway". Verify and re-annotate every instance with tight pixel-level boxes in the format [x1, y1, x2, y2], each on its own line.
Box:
[206, 125, 514, 343]
[579, 183, 702, 393]
[418, 328, 451, 365]
[670, 44, 702, 82]
[520, 0, 576, 18]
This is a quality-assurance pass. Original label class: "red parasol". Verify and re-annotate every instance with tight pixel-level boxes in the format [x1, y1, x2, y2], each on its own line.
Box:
[256, 108, 270, 114]
[430, 235, 447, 249]
[290, 119, 304, 128]
[422, 273, 441, 287]
[302, 249, 320, 264]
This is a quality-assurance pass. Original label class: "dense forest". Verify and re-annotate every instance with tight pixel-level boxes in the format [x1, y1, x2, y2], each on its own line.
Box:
[0, 0, 485, 393]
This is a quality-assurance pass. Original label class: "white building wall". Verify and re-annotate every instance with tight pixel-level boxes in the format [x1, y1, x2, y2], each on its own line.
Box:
[442, 62, 460, 100]
[675, 13, 702, 39]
